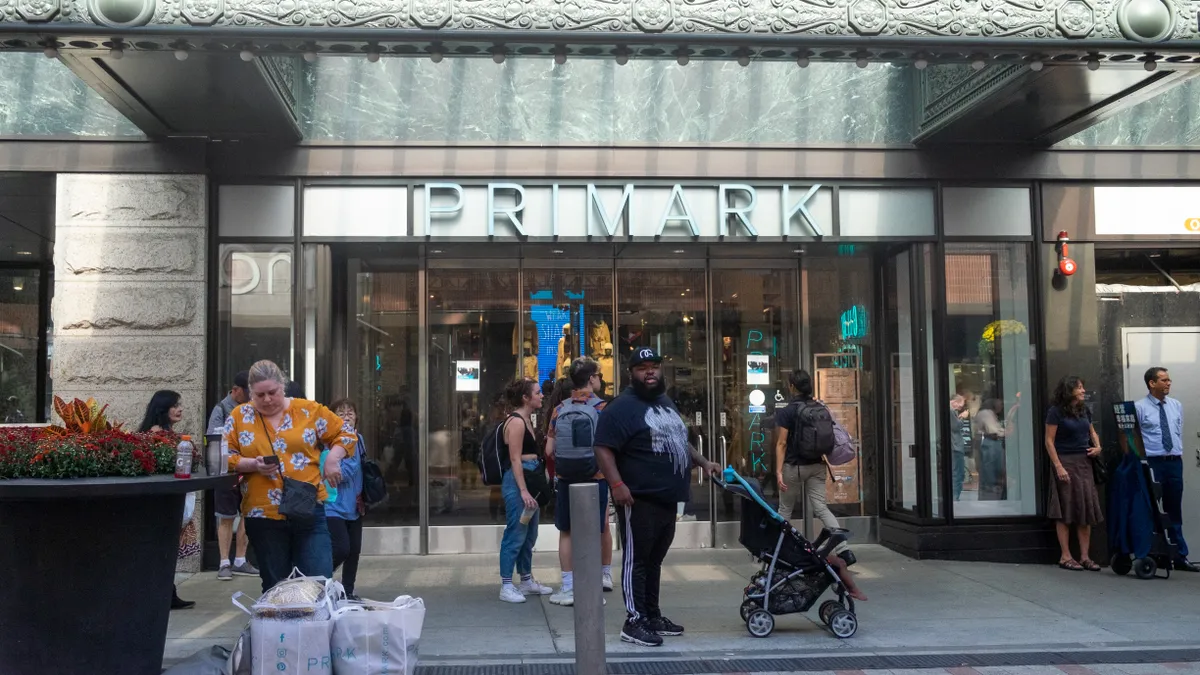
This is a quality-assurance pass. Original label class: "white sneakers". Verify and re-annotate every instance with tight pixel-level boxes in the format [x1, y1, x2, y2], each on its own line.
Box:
[602, 570, 614, 592]
[518, 578, 553, 596]
[499, 585, 526, 604]
[549, 587, 574, 606]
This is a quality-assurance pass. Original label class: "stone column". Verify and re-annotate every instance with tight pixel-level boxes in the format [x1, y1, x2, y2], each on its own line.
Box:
[53, 174, 208, 572]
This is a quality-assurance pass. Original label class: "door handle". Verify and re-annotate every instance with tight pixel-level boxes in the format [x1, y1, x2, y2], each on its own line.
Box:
[721, 436, 728, 469]
[697, 436, 705, 485]
[909, 444, 917, 459]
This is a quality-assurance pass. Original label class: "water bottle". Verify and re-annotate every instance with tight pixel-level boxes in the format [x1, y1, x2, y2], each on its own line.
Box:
[175, 435, 194, 479]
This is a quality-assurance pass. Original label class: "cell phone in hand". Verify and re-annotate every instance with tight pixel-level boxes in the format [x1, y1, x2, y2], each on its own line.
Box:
[263, 456, 280, 466]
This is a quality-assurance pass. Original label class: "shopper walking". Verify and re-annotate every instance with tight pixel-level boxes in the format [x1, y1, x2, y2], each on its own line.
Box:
[950, 386, 975, 501]
[546, 357, 615, 607]
[594, 348, 720, 647]
[773, 370, 851, 562]
[497, 377, 554, 603]
[223, 360, 358, 592]
[140, 390, 196, 610]
[328, 398, 366, 600]
[1045, 376, 1104, 571]
[207, 371, 258, 581]
[1134, 367, 1198, 572]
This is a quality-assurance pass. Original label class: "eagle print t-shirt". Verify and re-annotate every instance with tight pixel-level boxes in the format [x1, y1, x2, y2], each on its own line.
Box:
[594, 387, 692, 505]
[224, 398, 357, 520]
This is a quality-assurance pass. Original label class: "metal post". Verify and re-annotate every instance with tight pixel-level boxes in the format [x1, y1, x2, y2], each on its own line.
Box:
[570, 482, 606, 674]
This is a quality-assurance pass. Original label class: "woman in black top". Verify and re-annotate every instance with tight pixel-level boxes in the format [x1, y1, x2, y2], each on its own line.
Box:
[1045, 375, 1104, 571]
[139, 390, 196, 610]
[498, 377, 553, 603]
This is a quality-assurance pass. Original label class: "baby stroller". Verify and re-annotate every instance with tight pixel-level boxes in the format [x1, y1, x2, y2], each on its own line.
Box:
[718, 467, 858, 639]
[1107, 452, 1179, 579]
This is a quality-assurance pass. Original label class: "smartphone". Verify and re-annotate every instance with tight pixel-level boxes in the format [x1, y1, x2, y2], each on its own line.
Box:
[263, 456, 280, 466]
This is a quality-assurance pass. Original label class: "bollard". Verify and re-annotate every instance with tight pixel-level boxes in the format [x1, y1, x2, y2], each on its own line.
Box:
[569, 482, 606, 675]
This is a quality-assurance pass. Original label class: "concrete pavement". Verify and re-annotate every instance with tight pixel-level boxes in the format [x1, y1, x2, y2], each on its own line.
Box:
[166, 545, 1200, 670]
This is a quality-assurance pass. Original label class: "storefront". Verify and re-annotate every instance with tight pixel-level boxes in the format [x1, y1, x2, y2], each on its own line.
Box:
[211, 178, 1042, 557]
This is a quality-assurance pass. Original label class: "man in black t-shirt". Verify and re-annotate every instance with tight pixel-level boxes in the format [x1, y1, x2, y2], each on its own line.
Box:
[594, 348, 720, 647]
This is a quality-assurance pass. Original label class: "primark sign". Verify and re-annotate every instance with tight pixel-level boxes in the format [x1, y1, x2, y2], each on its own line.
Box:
[303, 182, 847, 240]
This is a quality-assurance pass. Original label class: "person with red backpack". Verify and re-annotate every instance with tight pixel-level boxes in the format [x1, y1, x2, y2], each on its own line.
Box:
[545, 357, 615, 607]
[774, 370, 853, 564]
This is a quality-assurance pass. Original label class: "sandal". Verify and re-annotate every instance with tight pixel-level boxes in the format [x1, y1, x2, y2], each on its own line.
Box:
[1058, 559, 1084, 571]
[1080, 559, 1102, 571]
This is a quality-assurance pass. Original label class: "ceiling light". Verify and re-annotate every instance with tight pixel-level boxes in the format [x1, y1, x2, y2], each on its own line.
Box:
[429, 48, 443, 64]
[108, 44, 124, 59]
[971, 57, 986, 70]
[174, 48, 189, 61]
[615, 47, 630, 66]
[914, 57, 928, 70]
[1086, 57, 1100, 71]
[303, 50, 317, 63]
[43, 45, 58, 59]
[1029, 59, 1044, 71]
[12, 280, 23, 292]
[1144, 58, 1158, 72]
[15, 251, 32, 256]
[240, 49, 255, 62]
[855, 56, 868, 68]
[736, 51, 750, 67]
[552, 249, 564, 254]
[367, 50, 381, 63]
[675, 49, 689, 66]
[673, 249, 685, 254]
[796, 51, 810, 68]
[431, 249, 443, 254]
[553, 46, 567, 65]
[491, 46, 506, 64]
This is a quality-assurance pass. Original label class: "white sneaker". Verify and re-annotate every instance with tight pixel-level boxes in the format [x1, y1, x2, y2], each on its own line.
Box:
[518, 578, 553, 596]
[602, 571, 614, 592]
[549, 587, 574, 606]
[499, 585, 526, 604]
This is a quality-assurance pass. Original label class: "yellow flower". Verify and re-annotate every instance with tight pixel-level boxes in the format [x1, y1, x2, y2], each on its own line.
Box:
[982, 319, 1027, 342]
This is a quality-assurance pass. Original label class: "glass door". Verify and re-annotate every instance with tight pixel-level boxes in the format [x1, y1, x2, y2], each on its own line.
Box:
[710, 263, 801, 529]
[615, 263, 710, 523]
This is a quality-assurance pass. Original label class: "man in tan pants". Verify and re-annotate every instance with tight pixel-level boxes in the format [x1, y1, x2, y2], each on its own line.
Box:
[774, 370, 853, 564]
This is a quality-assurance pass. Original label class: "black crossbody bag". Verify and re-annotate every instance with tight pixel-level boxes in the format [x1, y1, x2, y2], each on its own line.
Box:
[258, 413, 319, 526]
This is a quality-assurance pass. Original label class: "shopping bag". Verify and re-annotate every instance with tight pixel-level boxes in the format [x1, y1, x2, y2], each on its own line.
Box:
[331, 596, 426, 675]
[232, 567, 344, 622]
[249, 617, 334, 675]
[162, 645, 232, 675]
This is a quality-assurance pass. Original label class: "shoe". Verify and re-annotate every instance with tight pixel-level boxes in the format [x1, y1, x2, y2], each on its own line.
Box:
[549, 587, 574, 607]
[620, 619, 663, 647]
[518, 578, 553, 595]
[499, 585, 527, 604]
[171, 594, 195, 611]
[217, 565, 233, 581]
[1175, 558, 1200, 573]
[646, 616, 684, 636]
[838, 550, 858, 568]
[602, 571, 614, 592]
[232, 561, 259, 577]
[346, 593, 362, 602]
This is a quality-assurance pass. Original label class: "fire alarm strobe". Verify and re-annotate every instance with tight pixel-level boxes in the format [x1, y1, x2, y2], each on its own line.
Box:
[1055, 230, 1077, 277]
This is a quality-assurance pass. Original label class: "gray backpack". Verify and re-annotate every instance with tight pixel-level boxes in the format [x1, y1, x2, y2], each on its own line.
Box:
[553, 396, 602, 482]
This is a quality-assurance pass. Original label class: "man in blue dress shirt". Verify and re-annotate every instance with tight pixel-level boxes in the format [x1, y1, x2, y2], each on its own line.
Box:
[1134, 367, 1199, 572]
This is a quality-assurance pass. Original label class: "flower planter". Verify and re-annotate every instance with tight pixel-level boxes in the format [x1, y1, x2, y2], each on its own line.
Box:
[0, 474, 236, 675]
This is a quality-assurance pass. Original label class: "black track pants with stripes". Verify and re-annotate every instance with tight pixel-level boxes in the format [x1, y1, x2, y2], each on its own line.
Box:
[617, 499, 677, 623]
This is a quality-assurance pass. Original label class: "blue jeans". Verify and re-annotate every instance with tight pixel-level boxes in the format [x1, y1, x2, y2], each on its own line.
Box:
[1147, 456, 1189, 558]
[499, 460, 541, 581]
[979, 439, 1006, 500]
[244, 505, 333, 593]
[952, 450, 966, 501]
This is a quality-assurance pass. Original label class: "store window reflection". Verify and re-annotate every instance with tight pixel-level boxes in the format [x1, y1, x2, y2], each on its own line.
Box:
[944, 243, 1036, 518]
[806, 247, 877, 518]
[217, 245, 294, 392]
[0, 272, 40, 423]
[428, 268, 519, 524]
[352, 265, 419, 526]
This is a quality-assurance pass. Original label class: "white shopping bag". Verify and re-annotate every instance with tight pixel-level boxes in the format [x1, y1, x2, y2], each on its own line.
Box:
[249, 617, 334, 675]
[331, 596, 426, 675]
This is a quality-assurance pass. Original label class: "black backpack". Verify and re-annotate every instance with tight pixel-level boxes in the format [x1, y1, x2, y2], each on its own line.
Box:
[477, 414, 518, 486]
[789, 400, 836, 462]
[361, 458, 388, 507]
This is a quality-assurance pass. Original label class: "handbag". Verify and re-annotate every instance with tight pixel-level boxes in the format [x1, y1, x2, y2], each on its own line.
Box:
[1091, 453, 1108, 485]
[259, 414, 319, 525]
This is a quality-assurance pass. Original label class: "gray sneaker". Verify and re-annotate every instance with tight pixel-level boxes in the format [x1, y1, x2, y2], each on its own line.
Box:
[217, 565, 233, 581]
[231, 561, 259, 577]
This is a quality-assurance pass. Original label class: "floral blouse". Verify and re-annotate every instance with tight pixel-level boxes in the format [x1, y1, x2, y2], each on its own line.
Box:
[223, 398, 357, 520]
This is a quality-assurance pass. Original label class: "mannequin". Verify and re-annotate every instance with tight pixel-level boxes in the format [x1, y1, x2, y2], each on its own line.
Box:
[556, 322, 573, 368]
[522, 341, 539, 379]
[589, 318, 611, 358]
[598, 342, 615, 396]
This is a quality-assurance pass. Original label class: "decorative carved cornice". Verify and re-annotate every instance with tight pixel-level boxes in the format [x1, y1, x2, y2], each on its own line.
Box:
[917, 62, 1029, 136]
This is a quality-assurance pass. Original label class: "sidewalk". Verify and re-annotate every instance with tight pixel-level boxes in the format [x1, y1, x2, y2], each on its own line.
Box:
[167, 545, 1200, 670]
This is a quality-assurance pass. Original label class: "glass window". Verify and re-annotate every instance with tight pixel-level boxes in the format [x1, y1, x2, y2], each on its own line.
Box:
[0, 53, 144, 138]
[838, 188, 935, 238]
[805, 246, 877, 518]
[352, 262, 420, 526]
[218, 186, 295, 238]
[216, 245, 295, 392]
[0, 271, 41, 423]
[428, 267, 519, 525]
[943, 187, 1031, 238]
[944, 243, 1037, 518]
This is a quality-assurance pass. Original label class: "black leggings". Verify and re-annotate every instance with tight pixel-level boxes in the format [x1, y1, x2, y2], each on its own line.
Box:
[327, 517, 364, 595]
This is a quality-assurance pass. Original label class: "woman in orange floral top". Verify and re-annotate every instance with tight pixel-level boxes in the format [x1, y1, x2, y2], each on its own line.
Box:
[224, 360, 357, 592]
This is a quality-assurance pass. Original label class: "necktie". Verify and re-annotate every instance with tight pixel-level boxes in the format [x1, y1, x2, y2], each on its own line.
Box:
[1159, 401, 1174, 452]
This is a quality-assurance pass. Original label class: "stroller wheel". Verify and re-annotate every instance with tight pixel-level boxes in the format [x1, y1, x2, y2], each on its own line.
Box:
[746, 609, 775, 638]
[828, 609, 858, 639]
[1110, 554, 1132, 576]
[1133, 556, 1157, 580]
[819, 600, 842, 625]
[740, 600, 758, 622]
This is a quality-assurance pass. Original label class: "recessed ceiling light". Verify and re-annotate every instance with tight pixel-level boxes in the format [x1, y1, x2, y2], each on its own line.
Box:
[673, 249, 685, 254]
[431, 249, 443, 254]
[552, 249, 564, 254]
[15, 251, 31, 256]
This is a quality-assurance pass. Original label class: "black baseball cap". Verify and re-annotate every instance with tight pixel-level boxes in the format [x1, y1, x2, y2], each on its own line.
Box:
[629, 347, 663, 369]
